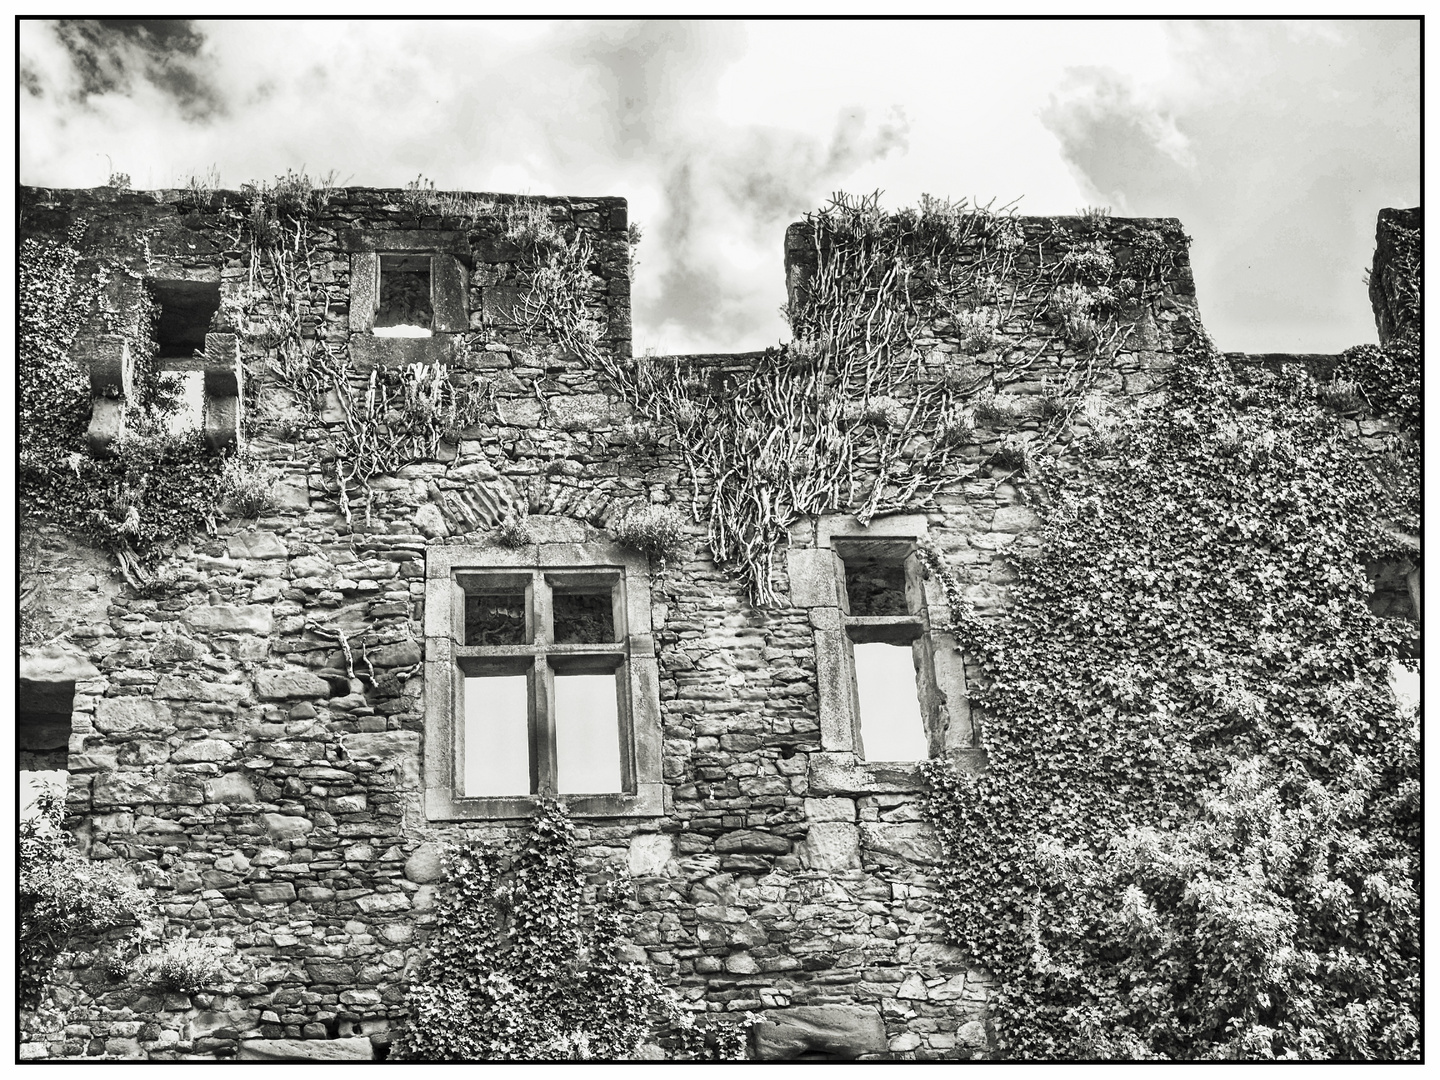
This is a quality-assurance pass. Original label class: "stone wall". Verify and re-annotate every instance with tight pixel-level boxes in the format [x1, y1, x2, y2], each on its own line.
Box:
[20, 187, 1396, 1062]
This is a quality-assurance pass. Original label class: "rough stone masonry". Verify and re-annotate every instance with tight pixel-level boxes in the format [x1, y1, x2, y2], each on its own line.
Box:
[16, 184, 1418, 1061]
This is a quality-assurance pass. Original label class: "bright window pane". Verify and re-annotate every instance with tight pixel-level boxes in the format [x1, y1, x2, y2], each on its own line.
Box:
[463, 674, 530, 796]
[554, 673, 622, 794]
[853, 642, 928, 761]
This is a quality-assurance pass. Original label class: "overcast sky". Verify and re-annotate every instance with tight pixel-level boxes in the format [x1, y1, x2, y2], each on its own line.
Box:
[19, 18, 1419, 357]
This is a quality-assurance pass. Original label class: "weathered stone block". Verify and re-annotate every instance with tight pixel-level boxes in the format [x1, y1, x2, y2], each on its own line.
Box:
[204, 772, 256, 804]
[237, 1038, 373, 1061]
[255, 671, 331, 700]
[226, 531, 287, 559]
[990, 505, 1040, 533]
[250, 881, 297, 904]
[94, 696, 166, 735]
[803, 822, 860, 871]
[94, 769, 204, 807]
[627, 833, 674, 876]
[928, 973, 968, 1000]
[19, 644, 100, 682]
[787, 548, 840, 608]
[262, 813, 314, 841]
[414, 502, 448, 539]
[171, 739, 238, 764]
[180, 604, 273, 634]
[272, 479, 310, 510]
[804, 797, 856, 822]
[369, 640, 421, 668]
[482, 285, 525, 327]
[897, 972, 928, 999]
[404, 842, 445, 884]
[355, 891, 411, 914]
[340, 731, 420, 789]
[750, 1004, 886, 1061]
[714, 829, 790, 855]
[861, 822, 942, 864]
[956, 1020, 988, 1050]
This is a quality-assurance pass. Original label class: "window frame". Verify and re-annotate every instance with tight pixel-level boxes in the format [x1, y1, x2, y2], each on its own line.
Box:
[424, 542, 664, 820]
[346, 231, 470, 338]
[789, 515, 985, 795]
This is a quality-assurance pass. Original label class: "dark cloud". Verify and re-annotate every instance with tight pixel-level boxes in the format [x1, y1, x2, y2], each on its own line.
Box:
[49, 19, 224, 122]
[1040, 20, 1418, 352]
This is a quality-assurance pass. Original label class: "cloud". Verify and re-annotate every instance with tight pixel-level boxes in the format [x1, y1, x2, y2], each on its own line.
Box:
[1039, 19, 1419, 352]
[21, 19, 912, 353]
[40, 19, 223, 121]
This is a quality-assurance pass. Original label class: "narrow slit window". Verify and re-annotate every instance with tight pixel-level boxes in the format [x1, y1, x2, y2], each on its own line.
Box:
[375, 254, 433, 336]
[852, 642, 928, 761]
[463, 673, 531, 796]
[554, 670, 623, 794]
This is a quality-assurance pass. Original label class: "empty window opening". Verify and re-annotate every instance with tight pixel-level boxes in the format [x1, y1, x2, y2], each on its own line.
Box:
[158, 369, 207, 435]
[148, 279, 222, 359]
[552, 586, 617, 644]
[844, 558, 910, 616]
[463, 672, 531, 797]
[464, 586, 529, 646]
[19, 679, 74, 820]
[852, 642, 929, 761]
[375, 255, 433, 336]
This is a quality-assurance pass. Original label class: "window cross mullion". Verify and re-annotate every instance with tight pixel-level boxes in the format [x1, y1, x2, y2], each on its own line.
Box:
[531, 572, 559, 796]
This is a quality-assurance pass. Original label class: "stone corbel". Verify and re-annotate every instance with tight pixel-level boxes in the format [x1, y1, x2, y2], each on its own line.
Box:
[82, 336, 132, 455]
[202, 332, 243, 451]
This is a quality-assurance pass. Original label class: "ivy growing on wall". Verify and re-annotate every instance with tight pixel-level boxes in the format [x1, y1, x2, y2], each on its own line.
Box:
[920, 331, 1420, 1060]
[17, 227, 230, 593]
[393, 800, 752, 1061]
[20, 788, 154, 1009]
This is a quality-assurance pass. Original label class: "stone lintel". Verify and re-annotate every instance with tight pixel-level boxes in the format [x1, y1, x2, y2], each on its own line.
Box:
[338, 228, 468, 258]
[348, 333, 457, 369]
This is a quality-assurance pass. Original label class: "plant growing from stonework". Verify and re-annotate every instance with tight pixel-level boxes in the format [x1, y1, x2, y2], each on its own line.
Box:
[146, 933, 236, 994]
[18, 229, 228, 587]
[220, 449, 281, 517]
[19, 787, 155, 1009]
[920, 329, 1420, 1061]
[615, 503, 688, 565]
[392, 800, 751, 1061]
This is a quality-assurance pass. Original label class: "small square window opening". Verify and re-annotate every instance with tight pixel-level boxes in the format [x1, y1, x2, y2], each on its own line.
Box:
[375, 254, 434, 337]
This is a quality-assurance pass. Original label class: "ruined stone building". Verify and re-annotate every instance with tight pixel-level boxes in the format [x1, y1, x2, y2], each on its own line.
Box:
[16, 182, 1420, 1061]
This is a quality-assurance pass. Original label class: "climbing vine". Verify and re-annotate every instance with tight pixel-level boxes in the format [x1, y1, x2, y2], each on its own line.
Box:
[520, 192, 1188, 603]
[393, 800, 752, 1061]
[227, 170, 487, 526]
[17, 226, 231, 593]
[919, 331, 1420, 1060]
